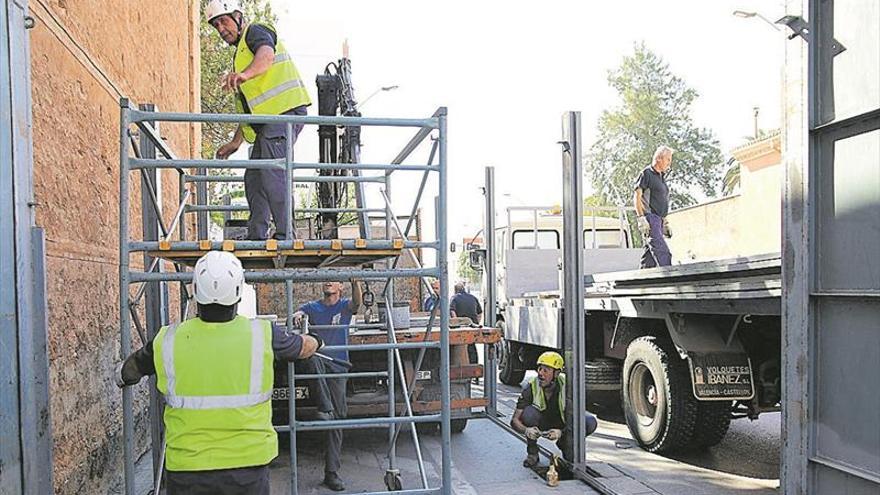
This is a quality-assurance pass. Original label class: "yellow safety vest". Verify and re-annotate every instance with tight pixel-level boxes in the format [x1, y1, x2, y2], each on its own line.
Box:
[233, 22, 311, 143]
[153, 316, 276, 471]
[530, 373, 566, 424]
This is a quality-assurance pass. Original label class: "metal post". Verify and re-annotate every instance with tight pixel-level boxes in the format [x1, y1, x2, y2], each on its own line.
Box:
[483, 167, 498, 417]
[118, 100, 135, 495]
[561, 111, 587, 472]
[384, 163, 397, 470]
[287, 363, 298, 495]
[178, 172, 188, 320]
[436, 109, 452, 495]
[138, 103, 168, 484]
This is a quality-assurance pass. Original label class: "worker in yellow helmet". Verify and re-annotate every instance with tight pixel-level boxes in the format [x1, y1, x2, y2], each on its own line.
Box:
[206, 0, 312, 241]
[510, 351, 598, 468]
[116, 251, 325, 494]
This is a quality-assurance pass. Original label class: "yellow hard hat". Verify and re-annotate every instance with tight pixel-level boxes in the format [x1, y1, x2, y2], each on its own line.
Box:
[537, 351, 564, 370]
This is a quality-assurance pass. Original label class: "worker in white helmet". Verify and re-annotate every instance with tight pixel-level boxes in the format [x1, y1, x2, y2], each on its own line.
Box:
[205, 0, 312, 241]
[117, 251, 323, 494]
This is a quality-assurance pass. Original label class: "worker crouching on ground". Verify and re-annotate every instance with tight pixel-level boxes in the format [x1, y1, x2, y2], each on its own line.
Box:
[510, 351, 598, 468]
[634, 145, 674, 268]
[207, 0, 312, 240]
[291, 279, 363, 491]
[116, 251, 324, 495]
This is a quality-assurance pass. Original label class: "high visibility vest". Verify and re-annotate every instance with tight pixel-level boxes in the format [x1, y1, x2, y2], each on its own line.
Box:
[233, 22, 311, 143]
[153, 316, 276, 471]
[530, 373, 566, 424]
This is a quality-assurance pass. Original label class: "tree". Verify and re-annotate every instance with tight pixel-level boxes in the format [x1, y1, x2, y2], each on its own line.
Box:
[585, 43, 724, 210]
[721, 157, 741, 196]
[200, 0, 277, 226]
[456, 249, 481, 286]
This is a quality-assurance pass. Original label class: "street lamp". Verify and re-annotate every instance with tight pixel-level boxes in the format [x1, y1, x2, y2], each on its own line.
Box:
[359, 85, 400, 108]
[732, 10, 781, 31]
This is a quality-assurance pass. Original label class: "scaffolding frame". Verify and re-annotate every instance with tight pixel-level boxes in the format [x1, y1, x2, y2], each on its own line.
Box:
[118, 98, 453, 495]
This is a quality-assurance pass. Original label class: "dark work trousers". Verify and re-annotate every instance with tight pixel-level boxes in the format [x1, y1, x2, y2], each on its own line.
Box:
[166, 464, 269, 495]
[245, 106, 307, 240]
[640, 212, 672, 268]
[520, 405, 598, 462]
[295, 356, 348, 474]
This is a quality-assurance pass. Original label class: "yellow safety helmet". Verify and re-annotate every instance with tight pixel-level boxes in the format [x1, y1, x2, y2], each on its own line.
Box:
[537, 351, 564, 370]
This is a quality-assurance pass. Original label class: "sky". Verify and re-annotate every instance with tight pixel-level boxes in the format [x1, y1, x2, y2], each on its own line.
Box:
[262, 0, 787, 267]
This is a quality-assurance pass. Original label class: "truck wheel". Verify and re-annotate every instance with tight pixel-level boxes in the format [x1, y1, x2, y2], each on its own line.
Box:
[451, 418, 468, 433]
[499, 340, 526, 386]
[691, 401, 732, 448]
[586, 358, 622, 391]
[622, 337, 697, 453]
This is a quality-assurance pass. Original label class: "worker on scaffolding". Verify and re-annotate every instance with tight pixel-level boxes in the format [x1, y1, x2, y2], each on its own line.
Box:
[206, 0, 312, 240]
[510, 351, 598, 468]
[116, 251, 324, 495]
[634, 145, 674, 268]
[291, 279, 363, 491]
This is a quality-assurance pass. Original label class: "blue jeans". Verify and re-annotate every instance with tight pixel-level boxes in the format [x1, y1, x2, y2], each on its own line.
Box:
[641, 212, 672, 268]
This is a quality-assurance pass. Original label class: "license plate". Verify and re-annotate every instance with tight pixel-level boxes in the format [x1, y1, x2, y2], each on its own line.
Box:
[272, 386, 309, 401]
[688, 353, 755, 401]
[416, 370, 432, 381]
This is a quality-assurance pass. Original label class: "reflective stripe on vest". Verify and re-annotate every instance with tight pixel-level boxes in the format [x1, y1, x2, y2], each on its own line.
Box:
[233, 22, 311, 143]
[161, 320, 270, 409]
[529, 373, 566, 424]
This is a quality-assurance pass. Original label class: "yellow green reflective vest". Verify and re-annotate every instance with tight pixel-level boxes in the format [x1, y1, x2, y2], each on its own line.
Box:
[530, 373, 566, 424]
[153, 315, 276, 471]
[233, 22, 311, 143]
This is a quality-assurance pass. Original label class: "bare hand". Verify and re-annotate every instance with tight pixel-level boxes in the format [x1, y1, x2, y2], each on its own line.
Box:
[221, 72, 249, 92]
[216, 141, 240, 160]
[543, 429, 563, 441]
[292, 311, 305, 327]
[525, 426, 541, 440]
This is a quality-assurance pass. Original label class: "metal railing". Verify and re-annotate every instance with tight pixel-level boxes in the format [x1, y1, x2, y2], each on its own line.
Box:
[118, 99, 452, 495]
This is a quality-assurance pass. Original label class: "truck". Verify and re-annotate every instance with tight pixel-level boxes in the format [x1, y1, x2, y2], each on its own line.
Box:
[487, 204, 781, 453]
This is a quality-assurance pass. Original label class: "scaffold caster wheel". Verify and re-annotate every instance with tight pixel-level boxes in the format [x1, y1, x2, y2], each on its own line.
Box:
[384, 469, 402, 491]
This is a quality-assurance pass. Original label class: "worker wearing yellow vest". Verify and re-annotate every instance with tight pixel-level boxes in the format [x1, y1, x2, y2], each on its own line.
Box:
[116, 251, 324, 494]
[510, 351, 599, 468]
[207, 0, 312, 241]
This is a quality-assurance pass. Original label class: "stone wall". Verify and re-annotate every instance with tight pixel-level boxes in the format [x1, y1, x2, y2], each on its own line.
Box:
[28, 1, 199, 492]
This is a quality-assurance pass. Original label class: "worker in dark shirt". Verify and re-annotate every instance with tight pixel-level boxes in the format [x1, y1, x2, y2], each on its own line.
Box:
[116, 251, 323, 495]
[450, 282, 482, 363]
[207, 0, 312, 240]
[422, 278, 441, 312]
[291, 280, 362, 492]
[510, 352, 598, 468]
[634, 145, 674, 268]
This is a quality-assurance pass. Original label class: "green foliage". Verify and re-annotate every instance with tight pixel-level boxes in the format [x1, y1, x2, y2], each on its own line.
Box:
[721, 157, 741, 196]
[585, 43, 724, 210]
[456, 249, 481, 286]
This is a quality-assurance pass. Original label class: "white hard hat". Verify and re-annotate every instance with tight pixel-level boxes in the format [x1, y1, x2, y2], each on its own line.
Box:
[205, 0, 242, 23]
[193, 251, 244, 306]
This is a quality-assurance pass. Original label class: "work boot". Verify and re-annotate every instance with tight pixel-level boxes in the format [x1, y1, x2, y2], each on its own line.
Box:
[522, 454, 539, 468]
[323, 471, 346, 492]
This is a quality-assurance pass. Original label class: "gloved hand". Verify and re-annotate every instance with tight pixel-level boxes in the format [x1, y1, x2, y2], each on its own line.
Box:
[116, 361, 143, 388]
[662, 218, 672, 238]
[543, 429, 563, 441]
[309, 332, 325, 350]
[637, 215, 649, 235]
[524, 426, 541, 441]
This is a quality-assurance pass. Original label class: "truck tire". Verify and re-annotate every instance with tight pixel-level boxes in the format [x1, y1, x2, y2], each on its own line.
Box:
[586, 358, 622, 391]
[691, 401, 732, 448]
[451, 418, 468, 433]
[499, 340, 526, 386]
[622, 337, 697, 453]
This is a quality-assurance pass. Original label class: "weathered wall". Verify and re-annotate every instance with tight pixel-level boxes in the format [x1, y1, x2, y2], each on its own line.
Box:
[28, 1, 199, 492]
[666, 133, 782, 262]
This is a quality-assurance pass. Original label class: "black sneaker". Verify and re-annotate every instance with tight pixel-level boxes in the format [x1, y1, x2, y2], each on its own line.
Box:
[323, 471, 346, 492]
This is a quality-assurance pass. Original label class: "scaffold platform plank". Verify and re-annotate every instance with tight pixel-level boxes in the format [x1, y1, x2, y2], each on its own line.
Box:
[147, 247, 402, 269]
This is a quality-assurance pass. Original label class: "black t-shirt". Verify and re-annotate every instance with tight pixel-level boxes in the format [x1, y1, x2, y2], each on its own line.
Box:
[450, 292, 482, 323]
[634, 166, 670, 217]
[516, 382, 565, 430]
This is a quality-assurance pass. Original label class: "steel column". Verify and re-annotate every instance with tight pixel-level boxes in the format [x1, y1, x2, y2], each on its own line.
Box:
[118, 99, 135, 495]
[437, 110, 452, 495]
[561, 111, 587, 471]
[483, 166, 498, 416]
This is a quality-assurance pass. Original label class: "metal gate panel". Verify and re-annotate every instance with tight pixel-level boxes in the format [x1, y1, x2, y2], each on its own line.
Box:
[785, 0, 880, 492]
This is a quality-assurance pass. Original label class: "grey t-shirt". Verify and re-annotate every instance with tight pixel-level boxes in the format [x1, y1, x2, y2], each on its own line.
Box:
[635, 166, 669, 217]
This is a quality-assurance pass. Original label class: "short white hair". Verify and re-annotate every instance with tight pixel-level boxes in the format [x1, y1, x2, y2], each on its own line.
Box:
[653, 145, 674, 163]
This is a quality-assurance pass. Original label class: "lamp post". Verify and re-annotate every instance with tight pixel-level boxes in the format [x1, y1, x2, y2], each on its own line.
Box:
[359, 85, 399, 109]
[732, 10, 782, 31]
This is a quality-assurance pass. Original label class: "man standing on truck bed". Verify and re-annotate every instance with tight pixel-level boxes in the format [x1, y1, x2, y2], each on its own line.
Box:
[510, 352, 598, 468]
[292, 280, 363, 491]
[116, 251, 324, 495]
[207, 0, 312, 240]
[634, 145, 674, 268]
[450, 281, 482, 363]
